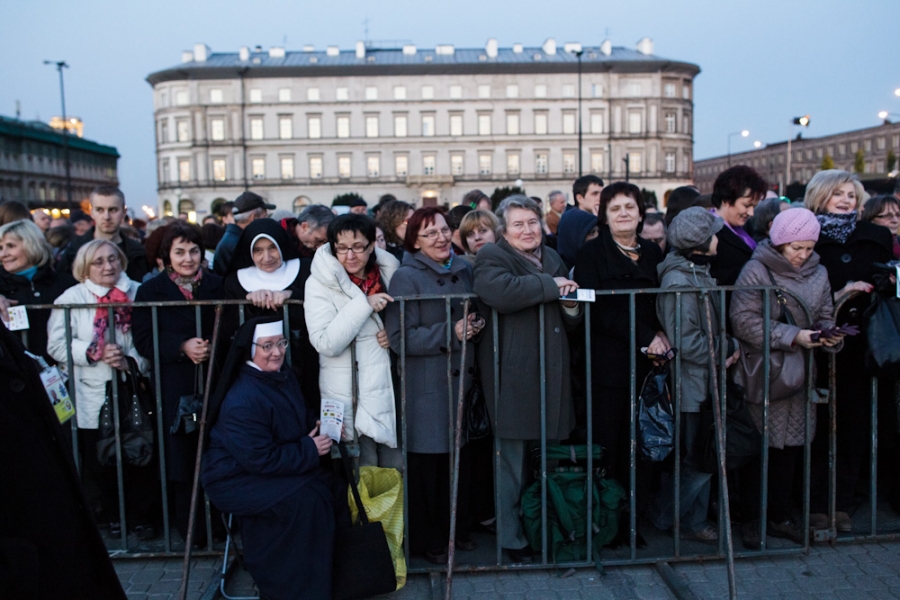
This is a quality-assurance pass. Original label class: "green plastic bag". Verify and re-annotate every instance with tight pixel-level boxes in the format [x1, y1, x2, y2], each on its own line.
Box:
[348, 466, 406, 590]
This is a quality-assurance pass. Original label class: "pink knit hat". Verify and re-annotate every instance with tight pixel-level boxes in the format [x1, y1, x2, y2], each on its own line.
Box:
[769, 208, 820, 245]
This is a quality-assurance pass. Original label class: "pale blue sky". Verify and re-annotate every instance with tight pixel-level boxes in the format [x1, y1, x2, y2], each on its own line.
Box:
[2, 0, 896, 204]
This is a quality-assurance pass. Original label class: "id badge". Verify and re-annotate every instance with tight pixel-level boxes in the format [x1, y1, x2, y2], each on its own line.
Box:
[25, 351, 75, 424]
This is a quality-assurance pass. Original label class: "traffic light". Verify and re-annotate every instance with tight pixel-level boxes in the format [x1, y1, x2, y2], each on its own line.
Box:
[793, 115, 810, 127]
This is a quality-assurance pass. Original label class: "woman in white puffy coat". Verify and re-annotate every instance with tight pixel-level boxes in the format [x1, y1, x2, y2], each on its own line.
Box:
[305, 214, 401, 468]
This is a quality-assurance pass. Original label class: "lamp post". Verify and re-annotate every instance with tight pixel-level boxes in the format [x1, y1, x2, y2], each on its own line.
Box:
[570, 47, 584, 176]
[727, 129, 749, 167]
[623, 154, 630, 183]
[754, 141, 762, 149]
[44, 60, 73, 213]
[879, 112, 900, 175]
[785, 115, 810, 196]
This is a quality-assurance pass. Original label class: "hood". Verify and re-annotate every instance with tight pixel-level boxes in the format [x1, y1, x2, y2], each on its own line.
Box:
[310, 243, 399, 296]
[658, 252, 715, 288]
[751, 239, 820, 280]
[557, 209, 598, 267]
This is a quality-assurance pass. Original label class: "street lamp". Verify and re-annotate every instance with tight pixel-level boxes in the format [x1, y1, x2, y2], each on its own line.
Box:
[43, 60, 73, 213]
[894, 88, 900, 97]
[785, 115, 811, 196]
[727, 129, 750, 166]
[754, 141, 762, 148]
[569, 47, 584, 177]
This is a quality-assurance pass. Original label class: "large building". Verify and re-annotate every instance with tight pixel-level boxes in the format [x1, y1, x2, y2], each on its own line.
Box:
[694, 121, 900, 195]
[0, 115, 119, 212]
[146, 38, 700, 217]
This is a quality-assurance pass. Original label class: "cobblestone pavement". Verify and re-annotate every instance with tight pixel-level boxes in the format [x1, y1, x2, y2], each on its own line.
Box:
[117, 540, 900, 599]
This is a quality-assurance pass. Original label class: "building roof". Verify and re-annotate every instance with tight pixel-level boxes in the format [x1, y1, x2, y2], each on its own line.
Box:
[0, 115, 119, 157]
[147, 42, 700, 85]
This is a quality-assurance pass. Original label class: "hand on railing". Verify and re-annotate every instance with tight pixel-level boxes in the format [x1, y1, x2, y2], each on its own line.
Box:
[181, 337, 210, 364]
[246, 289, 293, 310]
[554, 277, 579, 308]
[647, 331, 672, 366]
[309, 420, 333, 456]
[367, 293, 393, 313]
[834, 280, 873, 303]
[101, 343, 129, 371]
[455, 312, 484, 342]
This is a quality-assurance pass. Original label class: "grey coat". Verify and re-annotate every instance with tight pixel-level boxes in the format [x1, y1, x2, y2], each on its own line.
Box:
[657, 253, 732, 413]
[730, 240, 840, 448]
[473, 238, 581, 441]
[385, 252, 476, 454]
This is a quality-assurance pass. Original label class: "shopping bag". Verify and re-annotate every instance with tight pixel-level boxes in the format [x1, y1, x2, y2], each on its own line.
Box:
[347, 466, 406, 590]
[638, 364, 675, 462]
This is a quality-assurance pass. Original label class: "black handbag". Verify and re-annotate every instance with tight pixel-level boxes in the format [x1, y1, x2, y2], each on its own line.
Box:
[866, 291, 900, 376]
[332, 442, 396, 600]
[638, 364, 675, 462]
[171, 366, 203, 435]
[698, 381, 761, 473]
[464, 372, 491, 441]
[97, 357, 155, 467]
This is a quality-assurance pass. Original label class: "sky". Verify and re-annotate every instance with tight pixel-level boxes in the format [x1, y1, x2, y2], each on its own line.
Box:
[2, 0, 897, 206]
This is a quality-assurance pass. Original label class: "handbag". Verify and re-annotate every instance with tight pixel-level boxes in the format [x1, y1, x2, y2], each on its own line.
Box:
[698, 381, 762, 473]
[332, 441, 397, 600]
[96, 357, 155, 467]
[464, 372, 491, 441]
[866, 290, 900, 376]
[637, 364, 675, 462]
[171, 366, 203, 435]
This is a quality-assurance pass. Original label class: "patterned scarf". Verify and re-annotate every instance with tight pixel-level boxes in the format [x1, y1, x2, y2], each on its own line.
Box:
[348, 264, 384, 296]
[817, 212, 857, 244]
[169, 268, 203, 300]
[86, 287, 132, 362]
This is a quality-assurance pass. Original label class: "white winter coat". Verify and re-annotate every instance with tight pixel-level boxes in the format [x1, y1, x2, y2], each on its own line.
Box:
[46, 274, 147, 429]
[305, 245, 400, 447]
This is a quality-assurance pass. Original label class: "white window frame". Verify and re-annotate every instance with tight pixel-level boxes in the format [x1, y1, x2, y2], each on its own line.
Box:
[307, 116, 321, 139]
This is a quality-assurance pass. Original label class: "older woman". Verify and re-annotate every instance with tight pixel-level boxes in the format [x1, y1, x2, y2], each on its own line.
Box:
[384, 207, 482, 563]
[0, 219, 75, 360]
[473, 195, 581, 563]
[731, 208, 843, 548]
[861, 194, 900, 259]
[708, 165, 769, 286]
[47, 240, 155, 538]
[746, 197, 790, 242]
[458, 209, 499, 261]
[377, 200, 414, 261]
[133, 222, 224, 543]
[305, 214, 400, 468]
[806, 170, 893, 533]
[202, 316, 334, 600]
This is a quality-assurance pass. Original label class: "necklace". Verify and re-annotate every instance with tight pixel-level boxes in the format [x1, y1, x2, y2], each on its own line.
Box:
[614, 239, 641, 258]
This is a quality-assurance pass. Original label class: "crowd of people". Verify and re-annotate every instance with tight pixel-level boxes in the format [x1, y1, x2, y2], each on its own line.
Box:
[3, 167, 900, 598]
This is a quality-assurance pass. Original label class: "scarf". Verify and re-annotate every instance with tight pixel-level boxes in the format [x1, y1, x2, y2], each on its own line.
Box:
[515, 245, 543, 272]
[687, 253, 715, 266]
[817, 212, 857, 244]
[169, 268, 202, 300]
[348, 264, 385, 296]
[86, 287, 132, 362]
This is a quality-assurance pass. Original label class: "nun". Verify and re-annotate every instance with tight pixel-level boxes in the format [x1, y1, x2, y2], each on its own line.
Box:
[201, 316, 335, 600]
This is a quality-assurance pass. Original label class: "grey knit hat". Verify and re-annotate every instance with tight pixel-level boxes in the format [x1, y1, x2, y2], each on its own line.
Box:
[666, 206, 724, 251]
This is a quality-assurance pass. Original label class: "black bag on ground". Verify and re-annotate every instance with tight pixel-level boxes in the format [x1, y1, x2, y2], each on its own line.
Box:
[698, 381, 761, 473]
[96, 357, 155, 467]
[638, 364, 675, 462]
[464, 372, 491, 441]
[332, 442, 396, 600]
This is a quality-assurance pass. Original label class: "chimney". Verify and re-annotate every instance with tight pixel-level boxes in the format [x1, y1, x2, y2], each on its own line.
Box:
[239, 46, 250, 61]
[356, 41, 366, 59]
[181, 50, 194, 63]
[542, 38, 557, 55]
[269, 46, 286, 58]
[600, 39, 612, 56]
[563, 42, 582, 54]
[193, 43, 210, 62]
[302, 45, 314, 52]
[636, 37, 653, 56]
[326, 45, 340, 56]
[485, 38, 498, 58]
[512, 43, 523, 54]
[402, 44, 417, 55]
[436, 44, 455, 56]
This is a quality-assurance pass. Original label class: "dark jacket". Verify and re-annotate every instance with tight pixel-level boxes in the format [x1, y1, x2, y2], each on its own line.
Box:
[133, 270, 224, 482]
[212, 223, 242, 277]
[0, 325, 126, 599]
[57, 227, 149, 283]
[0, 264, 75, 362]
[573, 225, 663, 389]
[473, 238, 581, 440]
[710, 224, 754, 287]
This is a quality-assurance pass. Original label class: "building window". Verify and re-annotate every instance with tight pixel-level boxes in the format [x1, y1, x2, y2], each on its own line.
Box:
[563, 112, 576, 135]
[176, 90, 189, 105]
[279, 88, 292, 102]
[365, 86, 378, 100]
[838, 143, 846, 156]
[280, 156, 294, 179]
[534, 84, 547, 98]
[878, 137, 886, 150]
[160, 120, 168, 143]
[421, 86, 434, 99]
[478, 84, 491, 99]
[451, 154, 464, 175]
[664, 83, 675, 98]
[161, 160, 170, 182]
[301, 116, 317, 139]
[507, 153, 520, 175]
[590, 113, 603, 134]
[628, 112, 642, 134]
[506, 112, 520, 135]
[336, 87, 349, 101]
[176, 119, 190, 142]
[665, 152, 676, 173]
[395, 155, 409, 177]
[250, 117, 264, 140]
[864, 139, 872, 152]
[210, 118, 225, 141]
[336, 116, 350, 138]
[563, 153, 576, 174]
[301, 88, 317, 102]
[590, 152, 604, 173]
[422, 114, 435, 137]
[212, 158, 226, 181]
[562, 84, 575, 98]
[628, 153, 642, 172]
[591, 84, 603, 97]
[394, 115, 408, 137]
[251, 158, 265, 180]
[535, 152, 548, 174]
[506, 84, 519, 98]
[366, 116, 379, 138]
[367, 156, 380, 177]
[309, 156, 323, 179]
[479, 154, 492, 175]
[626, 82, 641, 97]
[449, 114, 463, 136]
[249, 89, 262, 103]
[449, 85, 462, 99]
[393, 86, 406, 100]
[209, 88, 223, 103]
[682, 114, 691, 134]
[279, 116, 293, 140]
[683, 85, 691, 100]
[534, 112, 548, 135]
[665, 112, 676, 133]
[338, 156, 351, 178]
[423, 155, 435, 175]
[478, 114, 492, 136]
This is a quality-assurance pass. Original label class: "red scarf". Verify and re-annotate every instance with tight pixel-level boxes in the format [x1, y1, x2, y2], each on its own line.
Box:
[169, 268, 203, 300]
[86, 287, 132, 362]
[348, 264, 384, 296]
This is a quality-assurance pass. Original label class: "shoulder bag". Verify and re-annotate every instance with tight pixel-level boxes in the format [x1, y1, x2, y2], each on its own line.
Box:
[97, 357, 155, 467]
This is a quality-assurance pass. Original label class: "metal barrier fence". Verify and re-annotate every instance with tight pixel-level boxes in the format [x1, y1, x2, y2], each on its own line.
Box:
[14, 286, 900, 573]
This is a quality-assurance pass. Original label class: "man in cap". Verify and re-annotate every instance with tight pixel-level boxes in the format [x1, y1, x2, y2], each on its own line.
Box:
[213, 191, 274, 276]
[348, 197, 368, 215]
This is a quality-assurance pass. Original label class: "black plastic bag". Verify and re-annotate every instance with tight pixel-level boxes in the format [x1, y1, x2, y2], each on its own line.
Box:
[464, 373, 491, 441]
[698, 381, 761, 474]
[638, 364, 675, 462]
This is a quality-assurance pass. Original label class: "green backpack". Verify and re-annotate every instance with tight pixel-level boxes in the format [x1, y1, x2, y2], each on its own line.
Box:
[521, 444, 626, 568]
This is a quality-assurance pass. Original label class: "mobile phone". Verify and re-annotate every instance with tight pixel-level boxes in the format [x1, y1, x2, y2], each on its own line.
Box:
[561, 289, 596, 302]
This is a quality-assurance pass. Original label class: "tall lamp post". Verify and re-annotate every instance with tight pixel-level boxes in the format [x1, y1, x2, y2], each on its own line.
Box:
[785, 115, 810, 196]
[726, 130, 749, 166]
[571, 47, 584, 176]
[44, 60, 73, 213]
[879, 111, 900, 175]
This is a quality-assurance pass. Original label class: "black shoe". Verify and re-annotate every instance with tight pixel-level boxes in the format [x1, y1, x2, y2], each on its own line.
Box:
[108, 522, 121, 537]
[768, 518, 804, 544]
[455, 538, 478, 551]
[423, 549, 448, 565]
[505, 546, 535, 563]
[131, 525, 157, 541]
[742, 519, 761, 550]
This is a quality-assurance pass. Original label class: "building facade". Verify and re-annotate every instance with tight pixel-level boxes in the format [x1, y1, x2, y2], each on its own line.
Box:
[694, 121, 900, 195]
[147, 38, 700, 217]
[0, 115, 119, 211]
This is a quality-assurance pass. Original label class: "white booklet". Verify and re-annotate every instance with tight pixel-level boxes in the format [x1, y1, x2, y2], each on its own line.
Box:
[320, 399, 344, 442]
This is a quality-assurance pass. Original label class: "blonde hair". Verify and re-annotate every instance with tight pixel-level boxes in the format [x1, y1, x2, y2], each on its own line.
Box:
[804, 170, 864, 215]
[0, 219, 52, 268]
[458, 210, 500, 254]
[71, 239, 127, 283]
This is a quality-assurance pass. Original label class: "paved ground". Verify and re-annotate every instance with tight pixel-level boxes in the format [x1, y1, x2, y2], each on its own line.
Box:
[117, 539, 900, 599]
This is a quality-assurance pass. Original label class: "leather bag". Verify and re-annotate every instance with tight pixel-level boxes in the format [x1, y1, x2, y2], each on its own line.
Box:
[464, 372, 491, 441]
[96, 357, 155, 467]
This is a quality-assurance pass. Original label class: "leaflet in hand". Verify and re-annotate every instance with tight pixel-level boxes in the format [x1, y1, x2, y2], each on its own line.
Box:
[320, 399, 344, 442]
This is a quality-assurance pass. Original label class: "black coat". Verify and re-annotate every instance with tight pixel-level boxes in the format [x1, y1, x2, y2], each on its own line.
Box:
[0, 264, 75, 362]
[573, 225, 663, 389]
[133, 270, 224, 482]
[0, 325, 126, 599]
[57, 227, 150, 283]
[710, 224, 754, 287]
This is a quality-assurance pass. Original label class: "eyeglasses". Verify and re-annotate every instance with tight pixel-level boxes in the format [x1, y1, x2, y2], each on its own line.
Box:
[876, 212, 900, 220]
[418, 227, 452, 241]
[252, 339, 289, 353]
[90, 255, 120, 268]
[334, 242, 372, 255]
